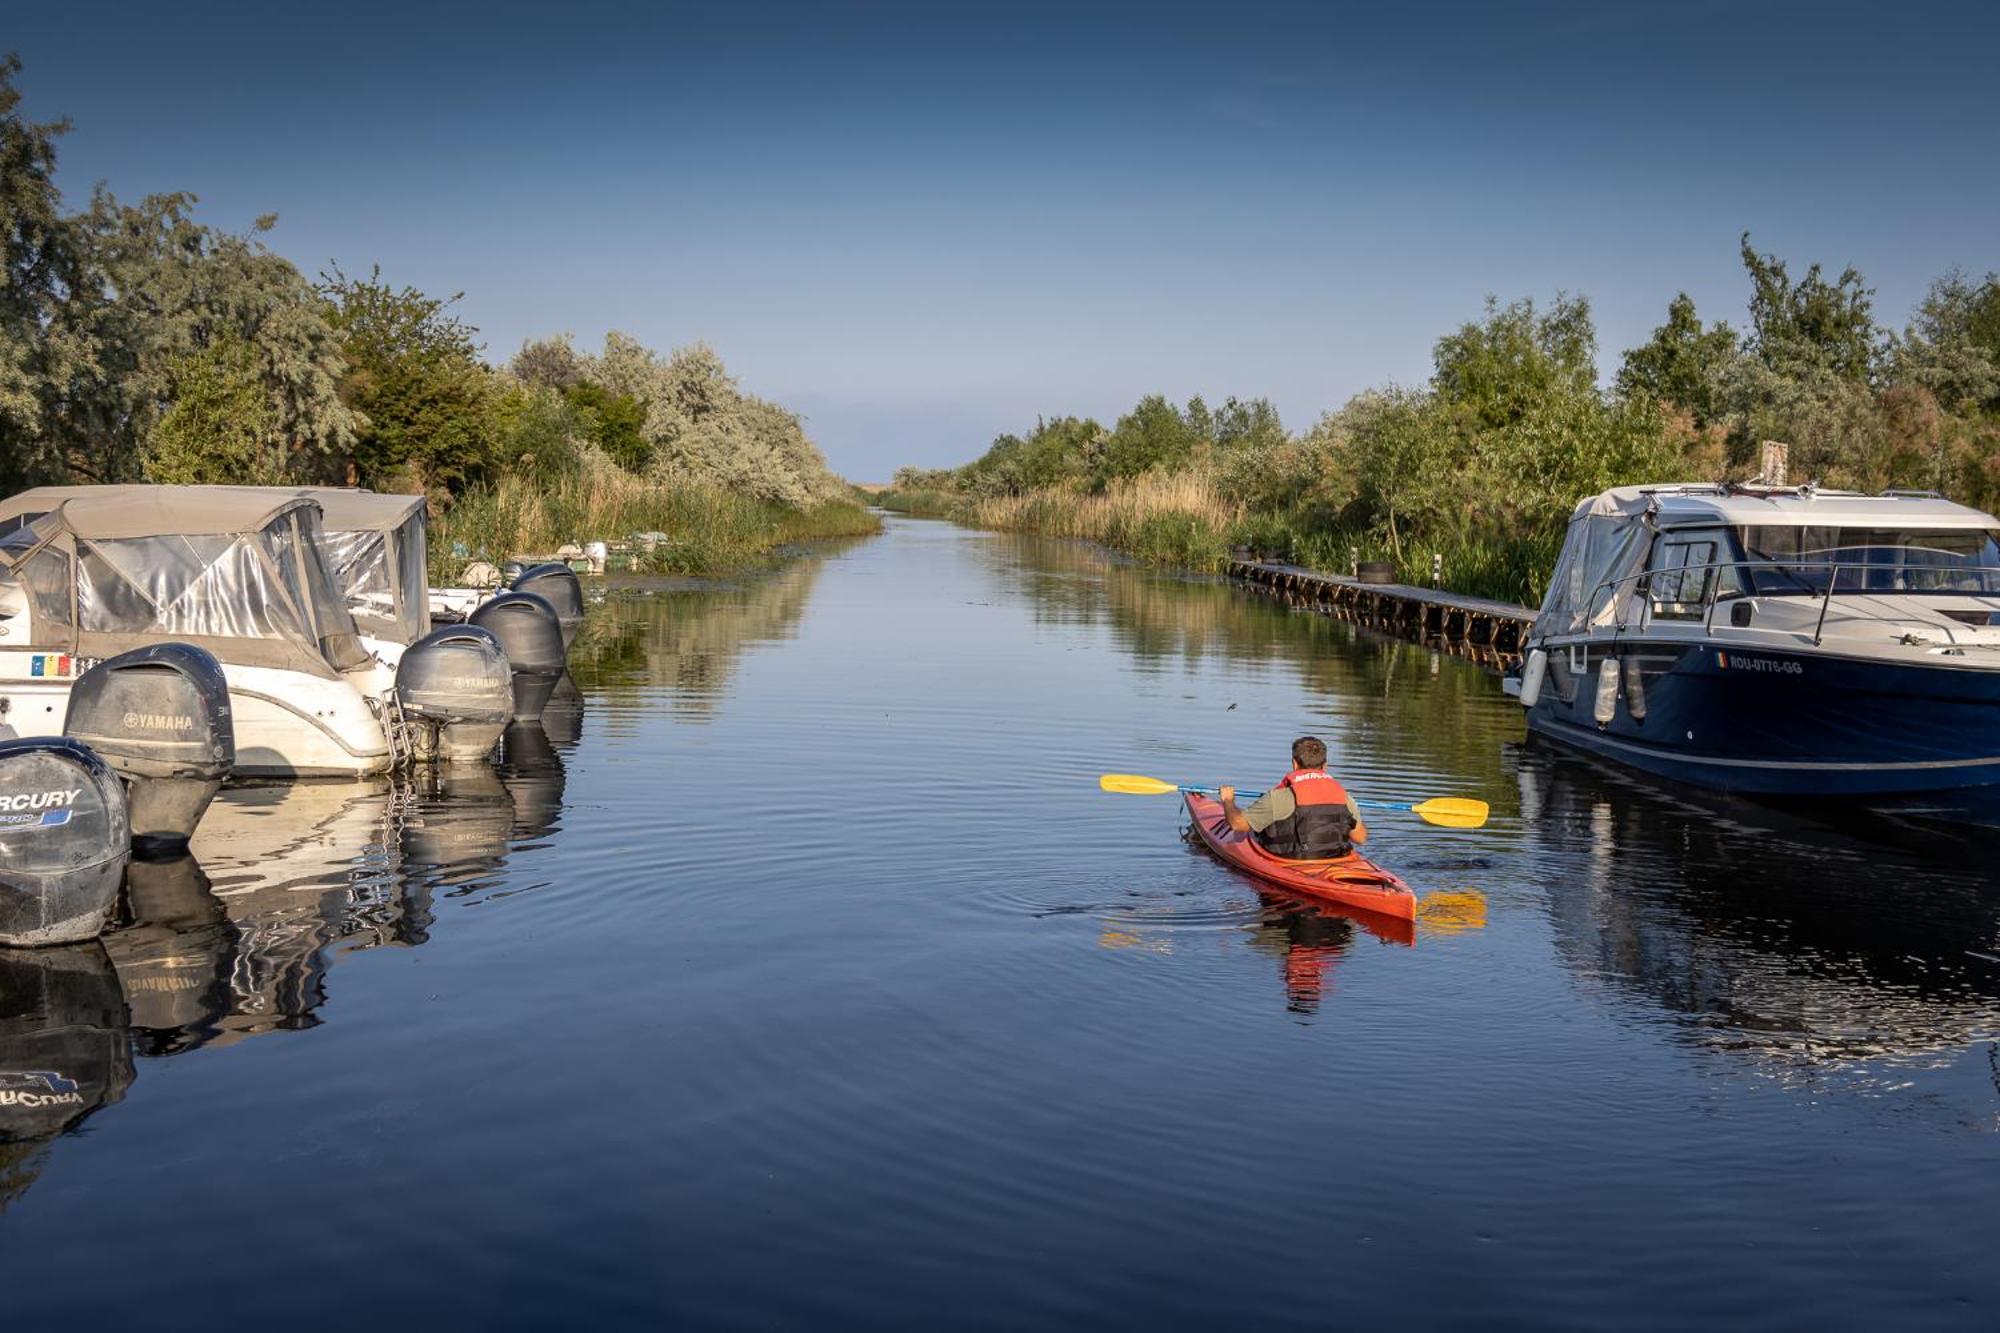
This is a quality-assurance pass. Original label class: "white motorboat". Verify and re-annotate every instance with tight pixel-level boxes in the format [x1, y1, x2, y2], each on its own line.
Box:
[0, 486, 393, 777]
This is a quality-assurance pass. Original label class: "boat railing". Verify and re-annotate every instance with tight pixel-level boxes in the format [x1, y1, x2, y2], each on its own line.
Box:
[1578, 557, 2000, 648]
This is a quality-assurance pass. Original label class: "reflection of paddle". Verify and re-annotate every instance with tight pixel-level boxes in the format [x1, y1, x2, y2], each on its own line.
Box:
[1098, 773, 1489, 829]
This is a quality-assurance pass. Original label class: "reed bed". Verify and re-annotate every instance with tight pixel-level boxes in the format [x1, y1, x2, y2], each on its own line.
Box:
[433, 470, 880, 580]
[969, 472, 1242, 569]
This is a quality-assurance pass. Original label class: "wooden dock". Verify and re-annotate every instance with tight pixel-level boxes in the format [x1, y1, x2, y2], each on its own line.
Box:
[1225, 560, 1535, 660]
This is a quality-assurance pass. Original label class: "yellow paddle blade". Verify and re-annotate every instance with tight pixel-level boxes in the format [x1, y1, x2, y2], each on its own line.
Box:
[1098, 773, 1184, 796]
[1410, 797, 1489, 829]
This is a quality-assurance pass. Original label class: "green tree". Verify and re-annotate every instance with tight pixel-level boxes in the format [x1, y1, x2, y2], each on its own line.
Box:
[1616, 293, 1738, 426]
[1892, 269, 2000, 413]
[1098, 394, 1198, 483]
[1432, 294, 1597, 430]
[0, 53, 94, 490]
[1739, 233, 1879, 381]
[322, 266, 492, 491]
[565, 380, 650, 471]
[144, 335, 287, 483]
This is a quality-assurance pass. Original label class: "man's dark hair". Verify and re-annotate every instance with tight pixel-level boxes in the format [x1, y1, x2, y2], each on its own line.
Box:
[1292, 736, 1328, 768]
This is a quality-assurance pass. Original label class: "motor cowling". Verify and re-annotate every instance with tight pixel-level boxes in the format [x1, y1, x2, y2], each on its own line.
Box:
[62, 644, 233, 851]
[395, 625, 514, 762]
[469, 591, 566, 722]
[0, 738, 130, 946]
[512, 562, 585, 649]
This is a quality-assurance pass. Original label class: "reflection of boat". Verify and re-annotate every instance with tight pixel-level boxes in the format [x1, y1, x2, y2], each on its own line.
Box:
[0, 942, 133, 1212]
[1243, 891, 1378, 1016]
[1518, 485, 2000, 808]
[398, 764, 514, 884]
[101, 853, 236, 1055]
[188, 781, 416, 1041]
[498, 722, 566, 840]
[0, 487, 391, 775]
[1523, 742, 2000, 1074]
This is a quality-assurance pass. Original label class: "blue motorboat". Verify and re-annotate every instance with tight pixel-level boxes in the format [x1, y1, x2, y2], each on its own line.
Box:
[1511, 483, 2000, 815]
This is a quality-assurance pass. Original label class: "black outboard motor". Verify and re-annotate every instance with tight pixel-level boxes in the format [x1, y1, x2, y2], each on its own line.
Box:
[0, 738, 129, 946]
[469, 591, 566, 722]
[395, 625, 514, 762]
[512, 561, 585, 649]
[63, 644, 233, 852]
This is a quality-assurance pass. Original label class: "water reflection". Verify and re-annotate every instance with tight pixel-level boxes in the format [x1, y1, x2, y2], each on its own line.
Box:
[0, 943, 132, 1211]
[567, 548, 851, 717]
[102, 854, 234, 1055]
[1527, 743, 2000, 1079]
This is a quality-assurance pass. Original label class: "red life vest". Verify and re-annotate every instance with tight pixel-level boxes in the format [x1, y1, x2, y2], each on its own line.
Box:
[1255, 768, 1356, 859]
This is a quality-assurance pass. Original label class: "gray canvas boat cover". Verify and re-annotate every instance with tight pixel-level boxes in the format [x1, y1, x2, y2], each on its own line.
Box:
[1531, 486, 1658, 641]
[0, 485, 367, 677]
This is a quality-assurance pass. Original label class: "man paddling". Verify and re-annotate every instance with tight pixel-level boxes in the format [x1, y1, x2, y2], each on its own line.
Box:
[1218, 736, 1367, 859]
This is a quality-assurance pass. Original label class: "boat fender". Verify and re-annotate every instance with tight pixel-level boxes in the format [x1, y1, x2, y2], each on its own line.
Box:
[1593, 658, 1620, 728]
[1518, 649, 1547, 709]
[1549, 652, 1577, 704]
[1622, 655, 1648, 722]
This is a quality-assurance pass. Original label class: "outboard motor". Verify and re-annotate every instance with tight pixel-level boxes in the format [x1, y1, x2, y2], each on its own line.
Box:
[395, 625, 514, 762]
[512, 562, 585, 648]
[470, 592, 566, 722]
[0, 738, 129, 947]
[63, 644, 233, 852]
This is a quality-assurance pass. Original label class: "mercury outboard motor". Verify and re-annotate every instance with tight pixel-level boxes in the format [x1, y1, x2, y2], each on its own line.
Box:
[63, 644, 233, 852]
[512, 562, 585, 648]
[0, 738, 129, 947]
[469, 591, 566, 722]
[395, 625, 514, 762]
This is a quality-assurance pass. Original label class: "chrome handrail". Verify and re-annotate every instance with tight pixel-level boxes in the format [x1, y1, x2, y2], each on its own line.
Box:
[1567, 555, 2000, 646]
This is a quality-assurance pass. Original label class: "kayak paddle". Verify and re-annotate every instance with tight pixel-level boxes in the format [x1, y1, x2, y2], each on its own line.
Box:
[1097, 773, 1489, 829]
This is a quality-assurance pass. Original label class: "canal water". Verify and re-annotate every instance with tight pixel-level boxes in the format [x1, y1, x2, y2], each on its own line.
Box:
[5, 516, 2000, 1329]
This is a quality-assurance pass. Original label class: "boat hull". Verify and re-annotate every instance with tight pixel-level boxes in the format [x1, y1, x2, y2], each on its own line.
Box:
[1526, 639, 2000, 797]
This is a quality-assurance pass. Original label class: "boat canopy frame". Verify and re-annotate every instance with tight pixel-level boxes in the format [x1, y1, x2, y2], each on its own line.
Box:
[0, 486, 368, 678]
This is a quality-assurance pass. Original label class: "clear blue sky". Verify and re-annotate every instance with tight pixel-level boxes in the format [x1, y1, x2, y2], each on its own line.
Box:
[12, 1, 1998, 478]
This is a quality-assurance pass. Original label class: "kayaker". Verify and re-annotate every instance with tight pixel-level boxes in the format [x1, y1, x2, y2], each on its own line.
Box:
[1218, 736, 1367, 858]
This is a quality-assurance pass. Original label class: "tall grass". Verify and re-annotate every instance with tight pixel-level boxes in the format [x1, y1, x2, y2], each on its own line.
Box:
[433, 469, 880, 580]
[970, 472, 1240, 569]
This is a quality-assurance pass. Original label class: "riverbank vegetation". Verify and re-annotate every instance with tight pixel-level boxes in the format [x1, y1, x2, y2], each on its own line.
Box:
[887, 243, 2000, 603]
[0, 57, 873, 574]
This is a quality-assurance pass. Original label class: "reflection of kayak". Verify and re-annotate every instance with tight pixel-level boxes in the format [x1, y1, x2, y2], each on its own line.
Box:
[1184, 793, 1418, 922]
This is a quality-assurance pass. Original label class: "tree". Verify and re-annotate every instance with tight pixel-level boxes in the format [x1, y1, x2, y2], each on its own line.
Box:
[1892, 269, 2000, 414]
[322, 266, 491, 491]
[565, 380, 649, 471]
[1098, 394, 1198, 483]
[1616, 293, 1737, 426]
[1432, 294, 1597, 430]
[0, 55, 95, 489]
[1739, 233, 1879, 381]
[144, 335, 287, 483]
[510, 334, 584, 391]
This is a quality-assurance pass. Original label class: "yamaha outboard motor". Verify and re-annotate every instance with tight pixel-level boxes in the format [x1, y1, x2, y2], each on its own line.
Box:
[395, 625, 514, 762]
[63, 644, 233, 852]
[469, 591, 566, 722]
[0, 738, 129, 947]
[512, 562, 585, 649]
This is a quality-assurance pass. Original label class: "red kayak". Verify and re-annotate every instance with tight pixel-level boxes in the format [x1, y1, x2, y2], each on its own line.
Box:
[1183, 792, 1418, 922]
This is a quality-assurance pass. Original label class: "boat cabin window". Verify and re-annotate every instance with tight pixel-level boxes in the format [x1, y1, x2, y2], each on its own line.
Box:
[1738, 525, 2000, 595]
[1648, 529, 1741, 620]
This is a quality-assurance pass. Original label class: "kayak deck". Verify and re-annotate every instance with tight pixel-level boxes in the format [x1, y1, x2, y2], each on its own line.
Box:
[1183, 792, 1418, 922]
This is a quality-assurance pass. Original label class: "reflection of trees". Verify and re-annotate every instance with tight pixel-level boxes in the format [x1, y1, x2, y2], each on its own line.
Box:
[990, 534, 1525, 801]
[566, 546, 852, 719]
[1525, 744, 2000, 1077]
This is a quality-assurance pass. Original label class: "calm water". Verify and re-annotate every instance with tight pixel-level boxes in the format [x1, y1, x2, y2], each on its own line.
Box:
[5, 516, 2000, 1329]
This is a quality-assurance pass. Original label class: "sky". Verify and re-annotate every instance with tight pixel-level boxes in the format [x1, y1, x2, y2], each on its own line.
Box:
[10, 0, 1999, 479]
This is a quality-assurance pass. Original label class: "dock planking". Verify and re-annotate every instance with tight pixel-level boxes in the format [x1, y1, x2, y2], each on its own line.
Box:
[1225, 560, 1534, 662]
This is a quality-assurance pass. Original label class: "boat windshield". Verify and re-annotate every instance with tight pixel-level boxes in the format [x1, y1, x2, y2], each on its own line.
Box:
[1737, 525, 2000, 595]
